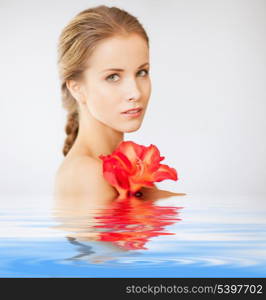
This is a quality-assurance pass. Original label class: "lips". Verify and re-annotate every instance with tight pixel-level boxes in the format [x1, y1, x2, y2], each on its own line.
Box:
[122, 107, 142, 114]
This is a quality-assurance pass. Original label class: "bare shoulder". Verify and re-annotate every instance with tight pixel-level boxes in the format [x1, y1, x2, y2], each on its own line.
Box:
[54, 155, 118, 203]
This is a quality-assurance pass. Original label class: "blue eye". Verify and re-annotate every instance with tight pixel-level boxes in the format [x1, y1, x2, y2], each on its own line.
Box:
[106, 74, 120, 82]
[106, 69, 149, 82]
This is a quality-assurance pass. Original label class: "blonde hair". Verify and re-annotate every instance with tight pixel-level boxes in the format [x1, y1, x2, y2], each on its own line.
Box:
[57, 5, 149, 156]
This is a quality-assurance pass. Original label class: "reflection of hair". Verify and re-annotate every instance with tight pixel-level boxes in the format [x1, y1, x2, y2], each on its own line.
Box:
[57, 5, 149, 156]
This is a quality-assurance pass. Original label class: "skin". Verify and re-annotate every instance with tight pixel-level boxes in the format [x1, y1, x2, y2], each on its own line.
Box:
[54, 33, 152, 205]
[53, 33, 186, 251]
[67, 33, 152, 159]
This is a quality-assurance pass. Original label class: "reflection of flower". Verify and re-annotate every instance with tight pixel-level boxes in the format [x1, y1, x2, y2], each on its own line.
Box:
[99, 140, 178, 198]
[94, 197, 182, 250]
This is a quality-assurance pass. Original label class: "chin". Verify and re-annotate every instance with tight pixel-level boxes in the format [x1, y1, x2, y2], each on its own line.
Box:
[123, 123, 142, 133]
[124, 128, 139, 133]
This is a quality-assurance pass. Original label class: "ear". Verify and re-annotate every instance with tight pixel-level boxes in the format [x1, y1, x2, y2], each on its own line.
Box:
[66, 79, 86, 105]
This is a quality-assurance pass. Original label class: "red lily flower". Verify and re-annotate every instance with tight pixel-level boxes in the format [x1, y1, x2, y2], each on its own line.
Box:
[99, 141, 178, 198]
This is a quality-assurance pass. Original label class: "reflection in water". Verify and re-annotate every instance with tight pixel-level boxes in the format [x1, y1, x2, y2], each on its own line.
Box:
[94, 198, 182, 250]
[65, 236, 95, 260]
[1, 194, 266, 276]
[53, 188, 185, 263]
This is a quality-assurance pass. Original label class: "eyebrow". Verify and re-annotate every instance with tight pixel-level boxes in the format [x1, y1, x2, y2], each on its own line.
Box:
[101, 62, 149, 73]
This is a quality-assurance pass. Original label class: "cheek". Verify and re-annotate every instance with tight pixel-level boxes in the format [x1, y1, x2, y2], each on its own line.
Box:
[146, 79, 152, 99]
[89, 89, 119, 120]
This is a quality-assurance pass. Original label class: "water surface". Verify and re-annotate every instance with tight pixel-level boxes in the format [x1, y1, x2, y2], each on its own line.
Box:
[0, 193, 265, 277]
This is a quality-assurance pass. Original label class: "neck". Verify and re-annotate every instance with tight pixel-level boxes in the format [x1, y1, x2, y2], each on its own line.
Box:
[70, 106, 124, 160]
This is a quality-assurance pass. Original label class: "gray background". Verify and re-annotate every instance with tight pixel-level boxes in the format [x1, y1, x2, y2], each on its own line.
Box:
[0, 0, 265, 199]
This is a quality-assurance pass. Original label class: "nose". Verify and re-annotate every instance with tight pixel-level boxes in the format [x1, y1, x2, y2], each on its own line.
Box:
[125, 79, 141, 102]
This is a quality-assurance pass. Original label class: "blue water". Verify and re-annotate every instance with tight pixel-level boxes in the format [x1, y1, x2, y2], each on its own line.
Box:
[0, 194, 265, 277]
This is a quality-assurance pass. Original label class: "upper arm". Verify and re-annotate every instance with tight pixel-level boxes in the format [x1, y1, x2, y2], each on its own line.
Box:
[56, 156, 119, 205]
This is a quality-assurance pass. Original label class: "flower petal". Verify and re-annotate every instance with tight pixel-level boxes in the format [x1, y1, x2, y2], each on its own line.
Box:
[142, 144, 162, 172]
[113, 151, 133, 174]
[115, 141, 145, 164]
[99, 155, 130, 190]
[152, 164, 178, 182]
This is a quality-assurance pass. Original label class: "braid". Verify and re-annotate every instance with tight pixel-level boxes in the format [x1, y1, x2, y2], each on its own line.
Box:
[63, 111, 79, 156]
[57, 5, 150, 156]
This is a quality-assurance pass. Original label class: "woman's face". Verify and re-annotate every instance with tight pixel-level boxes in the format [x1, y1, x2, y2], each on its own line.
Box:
[81, 33, 151, 133]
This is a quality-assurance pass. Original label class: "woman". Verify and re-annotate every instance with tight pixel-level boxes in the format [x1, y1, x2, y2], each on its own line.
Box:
[54, 5, 152, 205]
